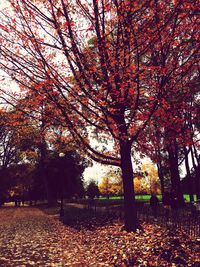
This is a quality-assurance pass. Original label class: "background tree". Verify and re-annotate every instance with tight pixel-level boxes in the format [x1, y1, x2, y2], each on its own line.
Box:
[98, 168, 123, 197]
[141, 163, 161, 195]
[43, 150, 86, 206]
[0, 108, 40, 203]
[98, 177, 113, 199]
[0, 105, 86, 205]
[6, 163, 35, 203]
[86, 180, 100, 200]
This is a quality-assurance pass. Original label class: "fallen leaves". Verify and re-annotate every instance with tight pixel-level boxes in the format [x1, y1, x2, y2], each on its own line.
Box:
[0, 207, 199, 266]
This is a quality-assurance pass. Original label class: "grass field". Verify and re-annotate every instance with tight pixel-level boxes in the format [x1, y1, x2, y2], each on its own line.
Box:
[94, 194, 197, 203]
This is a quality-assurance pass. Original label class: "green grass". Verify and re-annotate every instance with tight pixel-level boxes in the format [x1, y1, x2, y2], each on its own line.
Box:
[183, 194, 197, 202]
[97, 194, 196, 201]
[135, 195, 160, 201]
[91, 194, 197, 205]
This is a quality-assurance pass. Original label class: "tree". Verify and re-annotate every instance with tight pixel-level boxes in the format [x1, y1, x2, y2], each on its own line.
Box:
[0, 107, 41, 203]
[6, 163, 35, 202]
[43, 150, 86, 205]
[0, 108, 40, 167]
[13, 91, 83, 205]
[136, 60, 199, 204]
[99, 168, 123, 197]
[98, 177, 113, 199]
[86, 180, 100, 200]
[0, 105, 86, 205]
[141, 163, 161, 195]
[0, 0, 198, 231]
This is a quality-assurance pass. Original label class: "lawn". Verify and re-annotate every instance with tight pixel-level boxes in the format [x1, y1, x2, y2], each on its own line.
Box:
[90, 194, 197, 205]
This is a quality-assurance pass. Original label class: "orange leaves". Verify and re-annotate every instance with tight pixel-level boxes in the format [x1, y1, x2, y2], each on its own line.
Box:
[34, 78, 55, 92]
[103, 0, 111, 12]
[87, 24, 94, 32]
[0, 24, 9, 32]
[35, 82, 45, 90]
[62, 20, 75, 31]
[56, 7, 62, 18]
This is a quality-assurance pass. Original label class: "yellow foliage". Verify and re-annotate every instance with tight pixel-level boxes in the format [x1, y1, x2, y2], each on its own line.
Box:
[98, 177, 112, 196]
[98, 169, 123, 196]
[140, 163, 161, 194]
[99, 163, 161, 196]
[134, 177, 142, 194]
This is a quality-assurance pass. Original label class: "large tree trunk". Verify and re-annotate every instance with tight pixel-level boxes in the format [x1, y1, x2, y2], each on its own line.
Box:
[191, 146, 200, 200]
[120, 141, 139, 232]
[167, 143, 185, 207]
[183, 146, 194, 202]
[195, 164, 200, 200]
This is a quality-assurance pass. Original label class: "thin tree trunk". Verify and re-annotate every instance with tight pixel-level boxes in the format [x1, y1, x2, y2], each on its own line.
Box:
[120, 141, 139, 232]
[157, 163, 165, 196]
[156, 142, 165, 196]
[39, 102, 56, 207]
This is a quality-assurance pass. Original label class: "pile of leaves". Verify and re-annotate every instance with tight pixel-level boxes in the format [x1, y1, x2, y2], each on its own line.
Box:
[40, 204, 200, 266]
[53, 205, 200, 266]
[64, 223, 200, 266]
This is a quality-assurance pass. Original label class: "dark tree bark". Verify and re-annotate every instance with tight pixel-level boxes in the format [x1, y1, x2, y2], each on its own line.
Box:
[167, 143, 185, 207]
[183, 146, 194, 202]
[120, 141, 139, 232]
[37, 141, 51, 205]
[157, 162, 165, 196]
[191, 146, 200, 200]
[195, 163, 200, 200]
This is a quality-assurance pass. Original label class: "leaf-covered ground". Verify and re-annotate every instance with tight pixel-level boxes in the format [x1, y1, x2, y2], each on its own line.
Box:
[0, 207, 199, 266]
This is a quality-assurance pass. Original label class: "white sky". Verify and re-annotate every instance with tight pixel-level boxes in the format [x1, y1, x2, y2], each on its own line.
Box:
[83, 162, 108, 184]
[0, 0, 9, 9]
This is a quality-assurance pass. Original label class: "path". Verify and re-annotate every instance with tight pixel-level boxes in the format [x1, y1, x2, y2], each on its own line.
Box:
[0, 207, 88, 266]
[0, 207, 199, 267]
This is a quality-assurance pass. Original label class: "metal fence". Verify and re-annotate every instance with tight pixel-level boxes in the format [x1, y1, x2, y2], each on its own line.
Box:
[136, 204, 200, 238]
[94, 203, 200, 239]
